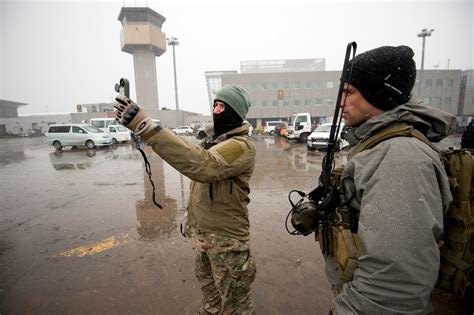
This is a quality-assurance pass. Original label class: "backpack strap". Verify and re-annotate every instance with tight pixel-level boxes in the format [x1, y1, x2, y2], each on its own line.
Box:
[349, 124, 439, 159]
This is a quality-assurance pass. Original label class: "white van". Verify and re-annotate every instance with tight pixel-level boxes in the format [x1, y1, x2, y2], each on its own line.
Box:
[46, 124, 112, 150]
[264, 120, 285, 135]
[107, 125, 131, 144]
[307, 123, 349, 151]
[90, 118, 118, 131]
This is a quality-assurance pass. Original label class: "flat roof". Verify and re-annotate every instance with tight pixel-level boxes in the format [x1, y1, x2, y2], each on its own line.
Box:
[0, 99, 28, 108]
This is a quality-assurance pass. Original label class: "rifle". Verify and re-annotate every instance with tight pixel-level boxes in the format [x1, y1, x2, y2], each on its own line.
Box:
[286, 42, 357, 236]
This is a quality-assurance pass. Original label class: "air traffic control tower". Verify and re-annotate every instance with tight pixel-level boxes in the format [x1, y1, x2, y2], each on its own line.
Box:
[118, 7, 167, 119]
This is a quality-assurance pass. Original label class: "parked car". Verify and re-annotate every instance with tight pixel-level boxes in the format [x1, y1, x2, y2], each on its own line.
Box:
[307, 123, 349, 151]
[264, 120, 286, 135]
[90, 118, 118, 131]
[107, 125, 131, 144]
[274, 122, 288, 137]
[46, 124, 112, 150]
[172, 126, 194, 135]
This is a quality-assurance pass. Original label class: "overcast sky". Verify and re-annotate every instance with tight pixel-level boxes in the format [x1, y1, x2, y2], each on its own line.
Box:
[1, 0, 472, 116]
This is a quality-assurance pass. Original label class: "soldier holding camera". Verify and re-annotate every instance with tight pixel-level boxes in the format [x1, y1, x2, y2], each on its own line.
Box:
[114, 85, 257, 315]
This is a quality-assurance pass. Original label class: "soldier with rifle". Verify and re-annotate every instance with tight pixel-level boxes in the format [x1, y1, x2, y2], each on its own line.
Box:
[288, 44, 458, 313]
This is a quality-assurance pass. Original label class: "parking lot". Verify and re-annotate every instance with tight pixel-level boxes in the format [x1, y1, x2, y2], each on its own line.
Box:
[0, 134, 463, 314]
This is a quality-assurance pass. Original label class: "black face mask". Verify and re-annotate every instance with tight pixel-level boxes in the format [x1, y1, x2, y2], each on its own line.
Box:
[213, 104, 243, 138]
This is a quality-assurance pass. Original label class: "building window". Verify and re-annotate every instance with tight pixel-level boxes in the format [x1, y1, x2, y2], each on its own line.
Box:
[447, 80, 454, 87]
[315, 98, 322, 106]
[423, 97, 431, 105]
[426, 79, 432, 87]
[433, 97, 441, 107]
[326, 98, 333, 106]
[272, 100, 278, 107]
[251, 83, 257, 91]
[294, 100, 301, 106]
[272, 82, 279, 90]
[262, 100, 268, 107]
[284, 82, 290, 89]
[305, 81, 312, 89]
[444, 97, 452, 106]
[415, 80, 421, 87]
[316, 81, 323, 89]
[326, 81, 334, 89]
[436, 79, 443, 87]
[262, 82, 268, 90]
[294, 81, 301, 89]
[305, 99, 312, 106]
[283, 101, 289, 106]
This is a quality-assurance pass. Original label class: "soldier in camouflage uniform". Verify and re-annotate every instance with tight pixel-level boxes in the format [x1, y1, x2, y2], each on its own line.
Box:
[114, 85, 257, 314]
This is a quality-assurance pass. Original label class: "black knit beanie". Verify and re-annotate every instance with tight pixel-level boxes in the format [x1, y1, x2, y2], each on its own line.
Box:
[343, 45, 417, 110]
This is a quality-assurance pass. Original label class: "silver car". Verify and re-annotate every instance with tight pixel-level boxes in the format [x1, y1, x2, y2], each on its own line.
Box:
[46, 124, 112, 150]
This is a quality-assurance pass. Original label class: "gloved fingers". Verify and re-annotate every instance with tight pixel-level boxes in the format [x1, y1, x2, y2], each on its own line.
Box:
[115, 95, 134, 106]
[123, 105, 140, 125]
[114, 95, 135, 113]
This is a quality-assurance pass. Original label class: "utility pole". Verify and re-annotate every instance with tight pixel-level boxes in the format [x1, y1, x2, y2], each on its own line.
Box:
[167, 37, 181, 127]
[417, 28, 435, 96]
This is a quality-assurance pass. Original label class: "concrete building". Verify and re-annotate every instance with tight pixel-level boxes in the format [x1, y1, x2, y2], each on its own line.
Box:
[118, 7, 167, 119]
[414, 69, 463, 116]
[205, 59, 468, 128]
[459, 69, 474, 124]
[0, 99, 210, 137]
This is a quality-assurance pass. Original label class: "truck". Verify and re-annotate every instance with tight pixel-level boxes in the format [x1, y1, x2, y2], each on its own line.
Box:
[285, 112, 313, 142]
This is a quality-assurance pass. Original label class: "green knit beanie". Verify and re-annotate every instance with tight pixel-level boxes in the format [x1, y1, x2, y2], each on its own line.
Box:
[214, 85, 251, 120]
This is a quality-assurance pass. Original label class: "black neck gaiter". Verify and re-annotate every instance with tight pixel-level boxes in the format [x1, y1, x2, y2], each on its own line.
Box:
[213, 105, 243, 138]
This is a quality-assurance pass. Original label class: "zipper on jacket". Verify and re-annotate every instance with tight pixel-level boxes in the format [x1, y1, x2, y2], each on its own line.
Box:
[230, 181, 233, 194]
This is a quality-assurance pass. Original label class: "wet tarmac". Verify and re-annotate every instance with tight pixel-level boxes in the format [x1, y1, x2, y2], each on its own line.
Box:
[0, 134, 464, 314]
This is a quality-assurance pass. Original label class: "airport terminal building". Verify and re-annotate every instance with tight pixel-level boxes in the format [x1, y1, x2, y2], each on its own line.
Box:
[1, 60, 473, 137]
[206, 59, 473, 128]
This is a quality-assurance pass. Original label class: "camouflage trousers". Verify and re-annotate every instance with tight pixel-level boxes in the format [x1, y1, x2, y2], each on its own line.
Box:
[192, 233, 257, 315]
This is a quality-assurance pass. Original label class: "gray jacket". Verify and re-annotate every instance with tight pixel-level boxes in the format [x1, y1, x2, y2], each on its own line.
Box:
[330, 97, 457, 314]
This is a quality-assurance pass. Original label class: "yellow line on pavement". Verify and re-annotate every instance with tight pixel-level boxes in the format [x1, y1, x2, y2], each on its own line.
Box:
[59, 234, 130, 257]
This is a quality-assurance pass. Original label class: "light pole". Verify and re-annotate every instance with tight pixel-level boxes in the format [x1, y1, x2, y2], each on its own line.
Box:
[167, 36, 181, 127]
[417, 28, 434, 96]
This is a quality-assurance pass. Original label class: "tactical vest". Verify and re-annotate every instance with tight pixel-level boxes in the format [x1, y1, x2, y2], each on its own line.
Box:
[318, 124, 474, 297]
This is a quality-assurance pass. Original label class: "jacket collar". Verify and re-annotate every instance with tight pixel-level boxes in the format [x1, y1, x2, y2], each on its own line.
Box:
[344, 96, 458, 146]
[213, 123, 250, 143]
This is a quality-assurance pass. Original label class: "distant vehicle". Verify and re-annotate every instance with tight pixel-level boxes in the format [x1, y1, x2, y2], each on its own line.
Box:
[307, 122, 349, 151]
[107, 125, 131, 144]
[46, 124, 112, 150]
[286, 113, 312, 142]
[90, 118, 118, 131]
[172, 126, 194, 135]
[264, 120, 286, 135]
[274, 122, 287, 137]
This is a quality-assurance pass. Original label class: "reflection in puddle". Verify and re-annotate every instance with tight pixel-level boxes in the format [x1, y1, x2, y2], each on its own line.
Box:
[48, 145, 141, 170]
[135, 149, 189, 240]
[0, 151, 26, 166]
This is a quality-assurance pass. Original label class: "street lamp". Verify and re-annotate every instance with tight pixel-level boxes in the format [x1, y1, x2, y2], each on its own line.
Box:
[167, 36, 181, 127]
[417, 28, 435, 96]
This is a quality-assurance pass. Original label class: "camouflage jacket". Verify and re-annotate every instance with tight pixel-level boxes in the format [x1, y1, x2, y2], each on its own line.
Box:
[143, 124, 255, 241]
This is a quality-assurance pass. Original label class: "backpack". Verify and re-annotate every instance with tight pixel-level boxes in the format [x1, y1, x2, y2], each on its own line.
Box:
[350, 124, 474, 297]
